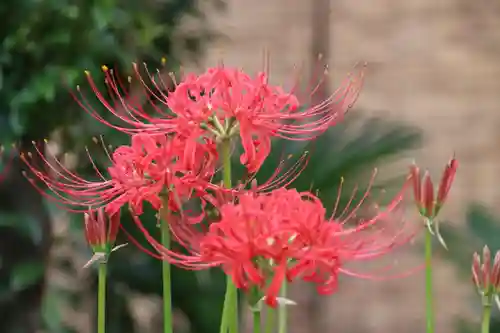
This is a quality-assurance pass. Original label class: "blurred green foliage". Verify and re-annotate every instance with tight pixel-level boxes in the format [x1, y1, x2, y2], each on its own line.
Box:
[0, 0, 219, 144]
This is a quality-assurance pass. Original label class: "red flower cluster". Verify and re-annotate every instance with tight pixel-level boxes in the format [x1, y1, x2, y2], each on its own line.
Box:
[22, 133, 216, 217]
[130, 172, 416, 307]
[21, 61, 423, 304]
[79, 63, 365, 173]
[198, 186, 413, 307]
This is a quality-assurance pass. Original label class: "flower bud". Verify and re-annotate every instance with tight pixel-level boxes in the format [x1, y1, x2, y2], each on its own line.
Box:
[422, 172, 434, 218]
[409, 164, 422, 212]
[472, 252, 482, 288]
[84, 207, 121, 253]
[435, 157, 458, 215]
[409, 157, 457, 220]
[492, 251, 500, 291]
[483, 246, 491, 289]
[472, 246, 500, 297]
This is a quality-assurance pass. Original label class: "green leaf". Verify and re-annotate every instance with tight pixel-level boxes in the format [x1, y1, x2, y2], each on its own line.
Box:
[466, 203, 500, 251]
[0, 212, 44, 245]
[9, 261, 45, 291]
[42, 288, 64, 333]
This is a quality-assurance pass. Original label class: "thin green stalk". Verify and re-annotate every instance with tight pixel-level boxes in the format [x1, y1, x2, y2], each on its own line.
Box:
[220, 284, 238, 333]
[481, 299, 492, 333]
[97, 262, 107, 333]
[161, 217, 173, 333]
[221, 139, 232, 188]
[219, 139, 239, 333]
[424, 228, 434, 333]
[253, 311, 262, 333]
[264, 306, 275, 333]
[278, 281, 287, 333]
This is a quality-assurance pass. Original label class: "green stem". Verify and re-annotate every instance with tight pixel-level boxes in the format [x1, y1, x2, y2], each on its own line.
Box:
[278, 281, 287, 333]
[221, 139, 232, 188]
[253, 311, 262, 333]
[219, 139, 239, 333]
[481, 299, 492, 333]
[424, 228, 434, 333]
[264, 306, 275, 333]
[97, 262, 107, 333]
[161, 217, 173, 333]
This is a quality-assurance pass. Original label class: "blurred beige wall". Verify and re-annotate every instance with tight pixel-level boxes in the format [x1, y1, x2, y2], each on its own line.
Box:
[179, 0, 500, 332]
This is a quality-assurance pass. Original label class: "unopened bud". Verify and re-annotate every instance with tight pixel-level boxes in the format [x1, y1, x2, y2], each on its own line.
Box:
[422, 172, 434, 218]
[409, 164, 421, 210]
[471, 246, 500, 297]
[435, 157, 458, 215]
[492, 251, 500, 290]
[84, 207, 121, 254]
[472, 252, 482, 289]
[483, 246, 492, 289]
[410, 158, 457, 220]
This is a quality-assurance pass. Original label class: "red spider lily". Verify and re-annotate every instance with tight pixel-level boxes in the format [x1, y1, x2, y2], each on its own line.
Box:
[202, 149, 311, 207]
[21, 133, 217, 216]
[122, 150, 311, 260]
[76, 61, 365, 173]
[84, 207, 121, 253]
[133, 173, 418, 308]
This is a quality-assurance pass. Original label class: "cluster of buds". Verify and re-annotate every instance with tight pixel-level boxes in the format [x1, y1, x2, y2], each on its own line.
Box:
[83, 207, 125, 268]
[472, 246, 500, 308]
[410, 157, 458, 249]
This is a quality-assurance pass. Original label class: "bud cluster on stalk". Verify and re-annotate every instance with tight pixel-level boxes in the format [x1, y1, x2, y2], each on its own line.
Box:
[83, 207, 125, 268]
[472, 246, 500, 308]
[409, 157, 458, 249]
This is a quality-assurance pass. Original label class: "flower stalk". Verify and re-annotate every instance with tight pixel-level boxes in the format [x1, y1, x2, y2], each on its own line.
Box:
[160, 205, 173, 333]
[410, 158, 458, 333]
[424, 225, 434, 333]
[253, 310, 262, 333]
[481, 298, 492, 333]
[278, 281, 288, 333]
[97, 262, 108, 333]
[83, 208, 121, 333]
[219, 139, 239, 333]
[264, 306, 275, 333]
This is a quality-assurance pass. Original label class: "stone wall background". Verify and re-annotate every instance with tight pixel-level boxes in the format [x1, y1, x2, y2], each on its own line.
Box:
[178, 1, 500, 332]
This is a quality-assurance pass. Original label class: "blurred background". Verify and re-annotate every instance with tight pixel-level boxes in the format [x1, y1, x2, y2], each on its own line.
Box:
[1, 0, 499, 332]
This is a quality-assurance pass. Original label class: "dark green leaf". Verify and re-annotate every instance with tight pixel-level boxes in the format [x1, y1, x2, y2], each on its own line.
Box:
[9, 261, 45, 291]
